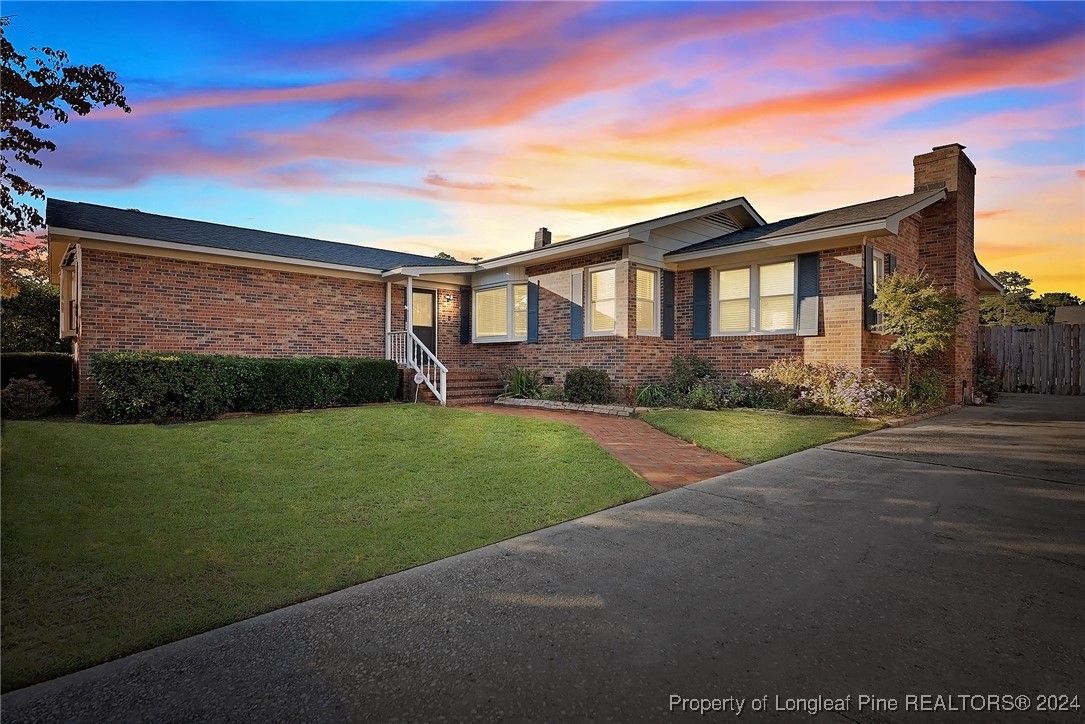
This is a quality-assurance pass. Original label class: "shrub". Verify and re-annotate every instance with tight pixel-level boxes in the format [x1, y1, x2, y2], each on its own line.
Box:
[564, 368, 612, 404]
[974, 353, 1001, 402]
[908, 368, 948, 409]
[1, 352, 75, 412]
[665, 355, 716, 395]
[89, 353, 399, 423]
[751, 358, 896, 417]
[540, 384, 565, 402]
[502, 366, 543, 399]
[686, 382, 723, 410]
[720, 376, 789, 410]
[634, 383, 668, 408]
[1, 376, 58, 419]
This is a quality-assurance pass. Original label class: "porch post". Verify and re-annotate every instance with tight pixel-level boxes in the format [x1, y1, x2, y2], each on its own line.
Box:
[406, 275, 413, 331]
[384, 281, 391, 358]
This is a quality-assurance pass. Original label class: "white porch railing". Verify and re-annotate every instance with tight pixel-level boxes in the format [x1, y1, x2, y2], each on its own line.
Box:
[387, 330, 448, 405]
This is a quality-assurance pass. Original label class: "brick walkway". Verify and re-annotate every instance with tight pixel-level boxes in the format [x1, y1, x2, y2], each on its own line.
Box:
[465, 405, 745, 491]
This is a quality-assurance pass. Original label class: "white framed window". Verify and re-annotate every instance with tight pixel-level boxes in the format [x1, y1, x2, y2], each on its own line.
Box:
[635, 268, 659, 335]
[59, 265, 78, 338]
[473, 283, 529, 342]
[872, 249, 886, 332]
[714, 260, 796, 335]
[588, 266, 616, 335]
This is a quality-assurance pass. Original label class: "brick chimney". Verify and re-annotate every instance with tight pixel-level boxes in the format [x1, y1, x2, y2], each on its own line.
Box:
[913, 143, 978, 403]
[534, 227, 552, 249]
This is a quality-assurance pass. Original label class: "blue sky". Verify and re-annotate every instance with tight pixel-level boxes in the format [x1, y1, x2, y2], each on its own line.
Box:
[6, 1, 1084, 292]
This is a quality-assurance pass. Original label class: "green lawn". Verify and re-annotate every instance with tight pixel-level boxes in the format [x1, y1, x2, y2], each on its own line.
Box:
[1, 405, 650, 690]
[641, 409, 882, 465]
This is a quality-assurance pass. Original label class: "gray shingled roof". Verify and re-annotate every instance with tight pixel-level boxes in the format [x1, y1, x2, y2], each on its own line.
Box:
[47, 199, 457, 271]
[667, 189, 944, 257]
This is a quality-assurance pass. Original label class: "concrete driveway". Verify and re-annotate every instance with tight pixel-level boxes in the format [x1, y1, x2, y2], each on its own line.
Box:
[4, 394, 1083, 722]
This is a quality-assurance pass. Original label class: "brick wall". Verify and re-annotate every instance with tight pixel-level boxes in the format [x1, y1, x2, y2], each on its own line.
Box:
[76, 247, 387, 402]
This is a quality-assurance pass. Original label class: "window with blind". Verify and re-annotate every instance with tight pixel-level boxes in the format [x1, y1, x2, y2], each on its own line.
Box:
[474, 287, 508, 338]
[474, 284, 530, 341]
[589, 268, 616, 334]
[512, 283, 528, 338]
[759, 261, 795, 331]
[636, 268, 659, 334]
[716, 261, 796, 334]
[718, 268, 751, 332]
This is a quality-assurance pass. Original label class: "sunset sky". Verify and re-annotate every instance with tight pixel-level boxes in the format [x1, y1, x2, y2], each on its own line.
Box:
[6, 1, 1084, 294]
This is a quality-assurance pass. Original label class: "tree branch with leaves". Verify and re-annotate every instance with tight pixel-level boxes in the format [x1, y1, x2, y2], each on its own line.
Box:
[1, 15, 131, 236]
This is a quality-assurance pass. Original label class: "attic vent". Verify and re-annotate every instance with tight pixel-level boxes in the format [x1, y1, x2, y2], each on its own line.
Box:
[701, 211, 739, 231]
[126, 208, 141, 212]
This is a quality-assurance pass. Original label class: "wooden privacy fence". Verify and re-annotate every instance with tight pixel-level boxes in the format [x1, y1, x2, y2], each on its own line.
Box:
[977, 324, 1083, 395]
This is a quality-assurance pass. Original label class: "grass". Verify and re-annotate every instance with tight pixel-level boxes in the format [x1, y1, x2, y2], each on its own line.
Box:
[1, 405, 650, 691]
[641, 409, 883, 465]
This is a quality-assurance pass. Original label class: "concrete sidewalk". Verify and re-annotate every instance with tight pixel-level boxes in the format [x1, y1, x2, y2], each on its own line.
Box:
[4, 395, 1083, 723]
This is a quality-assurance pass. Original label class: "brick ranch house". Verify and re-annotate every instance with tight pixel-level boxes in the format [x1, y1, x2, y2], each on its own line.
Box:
[48, 143, 1003, 409]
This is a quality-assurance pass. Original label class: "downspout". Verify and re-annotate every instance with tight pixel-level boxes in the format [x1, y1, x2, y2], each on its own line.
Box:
[384, 281, 391, 359]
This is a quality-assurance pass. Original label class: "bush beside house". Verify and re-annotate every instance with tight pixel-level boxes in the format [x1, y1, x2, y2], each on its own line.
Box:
[89, 353, 399, 423]
[1, 352, 76, 414]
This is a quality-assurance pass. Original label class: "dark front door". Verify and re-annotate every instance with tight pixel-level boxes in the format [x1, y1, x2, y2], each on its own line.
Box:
[411, 289, 437, 359]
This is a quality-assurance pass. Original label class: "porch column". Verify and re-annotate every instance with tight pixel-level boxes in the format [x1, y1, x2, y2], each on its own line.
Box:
[406, 275, 413, 331]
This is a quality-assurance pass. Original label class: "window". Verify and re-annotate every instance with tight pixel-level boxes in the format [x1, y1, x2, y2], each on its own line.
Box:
[872, 250, 886, 331]
[512, 283, 528, 338]
[636, 268, 659, 334]
[475, 287, 507, 338]
[59, 262, 78, 339]
[759, 261, 795, 331]
[716, 260, 795, 334]
[473, 283, 529, 342]
[718, 268, 751, 333]
[589, 267, 616, 334]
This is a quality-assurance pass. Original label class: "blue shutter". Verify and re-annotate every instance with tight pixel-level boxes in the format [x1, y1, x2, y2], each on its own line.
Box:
[863, 245, 876, 330]
[692, 269, 710, 339]
[459, 286, 472, 344]
[569, 271, 583, 341]
[886, 253, 896, 276]
[661, 270, 675, 340]
[796, 253, 820, 337]
[526, 282, 539, 343]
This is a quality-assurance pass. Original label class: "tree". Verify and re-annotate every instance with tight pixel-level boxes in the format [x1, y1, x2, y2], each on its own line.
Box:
[1, 229, 47, 296]
[979, 270, 1081, 325]
[871, 272, 964, 399]
[433, 251, 459, 261]
[1, 16, 131, 236]
[1, 274, 69, 352]
[1036, 292, 1083, 323]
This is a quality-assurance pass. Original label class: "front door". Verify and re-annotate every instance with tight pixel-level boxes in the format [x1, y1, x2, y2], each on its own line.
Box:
[411, 289, 437, 359]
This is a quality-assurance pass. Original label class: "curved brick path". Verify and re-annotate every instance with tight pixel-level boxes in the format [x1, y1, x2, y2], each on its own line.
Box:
[465, 405, 745, 491]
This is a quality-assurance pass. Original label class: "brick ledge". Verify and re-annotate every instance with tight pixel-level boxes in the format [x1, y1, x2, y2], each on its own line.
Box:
[494, 398, 644, 417]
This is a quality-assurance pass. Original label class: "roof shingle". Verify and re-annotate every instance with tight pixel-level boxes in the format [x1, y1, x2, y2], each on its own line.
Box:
[667, 189, 944, 257]
[47, 199, 455, 271]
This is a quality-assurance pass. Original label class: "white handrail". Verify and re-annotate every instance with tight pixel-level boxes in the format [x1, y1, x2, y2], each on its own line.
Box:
[386, 330, 447, 405]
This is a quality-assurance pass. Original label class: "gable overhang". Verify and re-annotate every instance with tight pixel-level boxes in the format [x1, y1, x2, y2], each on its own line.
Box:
[382, 264, 477, 287]
[47, 226, 388, 278]
[974, 258, 1004, 296]
[627, 197, 765, 242]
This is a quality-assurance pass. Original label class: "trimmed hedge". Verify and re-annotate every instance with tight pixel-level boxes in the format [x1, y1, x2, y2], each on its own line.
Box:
[564, 367, 612, 404]
[1, 352, 76, 413]
[90, 353, 399, 423]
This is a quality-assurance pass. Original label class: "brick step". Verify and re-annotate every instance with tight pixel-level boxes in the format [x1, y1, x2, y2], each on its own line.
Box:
[445, 381, 505, 392]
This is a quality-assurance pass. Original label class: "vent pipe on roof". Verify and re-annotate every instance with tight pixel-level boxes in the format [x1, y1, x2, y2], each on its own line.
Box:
[534, 227, 552, 249]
